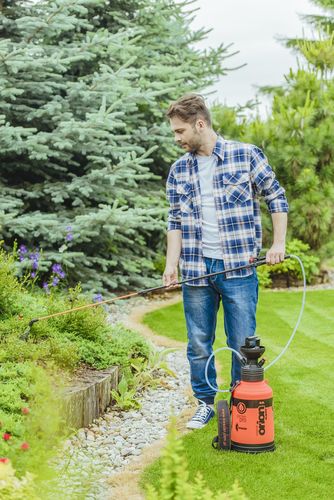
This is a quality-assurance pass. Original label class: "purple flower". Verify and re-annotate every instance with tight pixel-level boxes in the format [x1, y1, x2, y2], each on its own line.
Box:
[43, 282, 50, 294]
[52, 277, 59, 287]
[31, 272, 36, 278]
[18, 245, 28, 262]
[52, 263, 61, 274]
[66, 225, 72, 232]
[93, 293, 103, 303]
[51, 263, 66, 279]
[30, 251, 40, 270]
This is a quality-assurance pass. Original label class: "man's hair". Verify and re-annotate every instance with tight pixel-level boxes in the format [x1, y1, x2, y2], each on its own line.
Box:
[166, 93, 212, 127]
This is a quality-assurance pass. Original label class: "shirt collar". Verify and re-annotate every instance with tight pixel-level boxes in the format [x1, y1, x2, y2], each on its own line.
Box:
[189, 134, 225, 162]
[213, 135, 225, 161]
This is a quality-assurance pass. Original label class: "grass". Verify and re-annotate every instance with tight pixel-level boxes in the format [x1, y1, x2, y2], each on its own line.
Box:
[141, 289, 334, 499]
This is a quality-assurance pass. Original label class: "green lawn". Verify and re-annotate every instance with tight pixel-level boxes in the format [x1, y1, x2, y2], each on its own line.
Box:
[141, 290, 334, 499]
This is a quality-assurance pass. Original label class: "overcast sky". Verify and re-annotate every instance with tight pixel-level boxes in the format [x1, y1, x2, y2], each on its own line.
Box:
[185, 0, 324, 116]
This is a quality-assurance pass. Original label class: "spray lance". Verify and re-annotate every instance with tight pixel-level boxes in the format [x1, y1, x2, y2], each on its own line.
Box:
[20, 254, 283, 341]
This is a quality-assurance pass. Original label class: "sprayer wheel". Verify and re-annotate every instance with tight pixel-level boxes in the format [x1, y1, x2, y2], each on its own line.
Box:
[216, 399, 231, 450]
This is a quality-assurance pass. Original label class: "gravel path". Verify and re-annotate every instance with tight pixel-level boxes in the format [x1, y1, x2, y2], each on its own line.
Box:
[51, 293, 192, 500]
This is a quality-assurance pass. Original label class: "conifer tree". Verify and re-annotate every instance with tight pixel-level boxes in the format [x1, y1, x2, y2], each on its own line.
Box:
[286, 0, 334, 48]
[0, 0, 232, 291]
[212, 0, 334, 259]
[259, 0, 334, 254]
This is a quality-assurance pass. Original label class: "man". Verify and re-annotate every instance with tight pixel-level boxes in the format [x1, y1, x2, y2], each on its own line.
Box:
[163, 94, 288, 430]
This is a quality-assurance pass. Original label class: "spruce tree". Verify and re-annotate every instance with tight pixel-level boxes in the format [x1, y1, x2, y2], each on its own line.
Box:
[0, 0, 233, 291]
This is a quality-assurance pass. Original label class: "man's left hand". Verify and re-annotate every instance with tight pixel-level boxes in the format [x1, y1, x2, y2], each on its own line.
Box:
[266, 244, 285, 265]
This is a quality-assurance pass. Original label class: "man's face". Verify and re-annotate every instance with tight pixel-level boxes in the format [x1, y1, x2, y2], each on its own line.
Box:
[170, 116, 203, 153]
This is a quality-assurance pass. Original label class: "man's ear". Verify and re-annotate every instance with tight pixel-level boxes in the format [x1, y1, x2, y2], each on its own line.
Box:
[196, 119, 206, 131]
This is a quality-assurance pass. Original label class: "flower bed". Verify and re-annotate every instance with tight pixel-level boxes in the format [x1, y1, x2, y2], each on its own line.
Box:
[0, 245, 152, 495]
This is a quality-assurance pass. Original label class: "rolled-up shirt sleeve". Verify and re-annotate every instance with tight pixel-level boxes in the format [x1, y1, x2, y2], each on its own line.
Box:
[250, 146, 289, 213]
[166, 166, 181, 231]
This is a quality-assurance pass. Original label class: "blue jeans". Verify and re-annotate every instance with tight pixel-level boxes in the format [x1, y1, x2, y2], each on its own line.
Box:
[182, 257, 259, 404]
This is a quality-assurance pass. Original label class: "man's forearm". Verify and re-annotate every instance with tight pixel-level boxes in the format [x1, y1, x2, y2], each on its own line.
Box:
[266, 212, 287, 264]
[163, 229, 182, 286]
[271, 212, 287, 245]
[166, 229, 182, 266]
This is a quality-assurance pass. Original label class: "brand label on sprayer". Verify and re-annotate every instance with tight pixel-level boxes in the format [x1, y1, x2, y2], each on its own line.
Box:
[231, 397, 274, 444]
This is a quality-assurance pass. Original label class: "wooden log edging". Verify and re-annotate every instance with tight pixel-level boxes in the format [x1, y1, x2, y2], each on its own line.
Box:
[62, 366, 119, 429]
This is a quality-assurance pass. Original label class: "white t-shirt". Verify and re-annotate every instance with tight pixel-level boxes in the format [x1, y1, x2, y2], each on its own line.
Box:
[196, 154, 223, 259]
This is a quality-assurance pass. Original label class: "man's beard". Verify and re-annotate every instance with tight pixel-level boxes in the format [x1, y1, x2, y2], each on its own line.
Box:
[187, 128, 202, 152]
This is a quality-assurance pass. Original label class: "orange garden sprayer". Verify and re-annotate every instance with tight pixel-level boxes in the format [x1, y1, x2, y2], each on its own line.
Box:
[211, 336, 275, 453]
[206, 254, 306, 453]
[20, 254, 306, 454]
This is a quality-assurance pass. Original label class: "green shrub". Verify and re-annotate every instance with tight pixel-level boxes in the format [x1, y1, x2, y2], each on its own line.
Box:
[0, 301, 150, 372]
[256, 265, 272, 288]
[145, 417, 247, 499]
[47, 337, 80, 370]
[73, 324, 151, 370]
[0, 361, 66, 479]
[318, 239, 334, 265]
[0, 460, 39, 500]
[0, 249, 151, 370]
[0, 245, 23, 318]
[0, 317, 25, 342]
[257, 238, 320, 287]
[50, 302, 110, 342]
[0, 331, 79, 372]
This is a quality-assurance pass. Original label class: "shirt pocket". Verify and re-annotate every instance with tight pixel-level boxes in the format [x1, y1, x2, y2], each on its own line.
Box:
[223, 171, 251, 204]
[176, 182, 193, 214]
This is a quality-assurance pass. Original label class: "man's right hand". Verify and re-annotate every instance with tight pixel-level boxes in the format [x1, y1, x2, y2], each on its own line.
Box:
[163, 265, 179, 287]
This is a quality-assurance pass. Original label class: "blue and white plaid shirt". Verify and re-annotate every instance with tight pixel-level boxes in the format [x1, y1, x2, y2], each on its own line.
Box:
[166, 135, 289, 285]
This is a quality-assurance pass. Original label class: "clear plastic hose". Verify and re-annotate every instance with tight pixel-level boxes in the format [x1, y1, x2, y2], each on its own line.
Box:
[204, 347, 244, 394]
[264, 254, 306, 370]
[204, 254, 306, 393]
